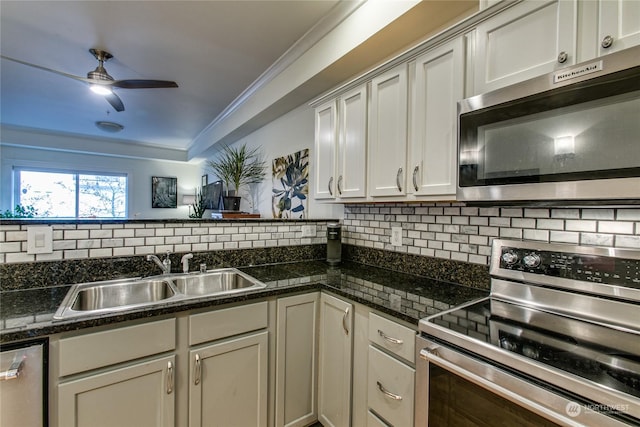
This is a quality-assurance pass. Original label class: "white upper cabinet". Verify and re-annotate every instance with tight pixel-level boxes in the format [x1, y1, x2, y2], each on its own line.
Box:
[368, 64, 409, 197]
[408, 37, 464, 199]
[313, 100, 338, 200]
[469, 0, 578, 95]
[313, 85, 367, 201]
[597, 0, 640, 56]
[336, 86, 368, 199]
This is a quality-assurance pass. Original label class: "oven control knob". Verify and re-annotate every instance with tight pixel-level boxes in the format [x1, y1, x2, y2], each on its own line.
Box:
[523, 253, 541, 268]
[501, 251, 519, 265]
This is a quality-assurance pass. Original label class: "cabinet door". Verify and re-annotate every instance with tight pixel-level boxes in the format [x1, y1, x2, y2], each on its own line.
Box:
[275, 293, 319, 427]
[598, 0, 640, 56]
[189, 331, 268, 427]
[318, 293, 354, 427]
[409, 37, 464, 199]
[336, 85, 368, 199]
[368, 64, 408, 197]
[471, 0, 578, 94]
[314, 100, 338, 200]
[57, 355, 175, 427]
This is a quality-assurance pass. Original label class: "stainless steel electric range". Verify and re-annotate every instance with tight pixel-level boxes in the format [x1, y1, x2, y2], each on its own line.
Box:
[416, 239, 640, 427]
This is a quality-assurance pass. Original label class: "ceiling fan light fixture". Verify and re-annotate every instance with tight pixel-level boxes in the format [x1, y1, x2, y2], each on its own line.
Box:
[95, 121, 124, 133]
[90, 84, 113, 95]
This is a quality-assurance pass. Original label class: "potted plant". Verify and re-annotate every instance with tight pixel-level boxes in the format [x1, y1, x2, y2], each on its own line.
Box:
[188, 187, 207, 218]
[206, 144, 266, 211]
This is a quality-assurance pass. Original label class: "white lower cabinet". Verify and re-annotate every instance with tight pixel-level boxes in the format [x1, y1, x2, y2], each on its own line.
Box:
[318, 293, 354, 427]
[367, 313, 416, 427]
[367, 346, 415, 427]
[52, 302, 269, 427]
[57, 355, 176, 427]
[275, 293, 319, 427]
[53, 318, 177, 427]
[188, 331, 268, 427]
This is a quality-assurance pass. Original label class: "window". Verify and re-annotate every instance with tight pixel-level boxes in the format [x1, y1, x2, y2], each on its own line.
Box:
[16, 168, 127, 218]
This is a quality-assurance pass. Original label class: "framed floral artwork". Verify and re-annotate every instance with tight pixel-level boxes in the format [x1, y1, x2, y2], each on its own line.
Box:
[272, 149, 309, 218]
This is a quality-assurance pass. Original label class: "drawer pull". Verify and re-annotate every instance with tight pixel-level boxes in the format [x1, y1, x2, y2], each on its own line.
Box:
[377, 381, 402, 401]
[166, 361, 174, 394]
[378, 329, 403, 345]
[194, 353, 201, 386]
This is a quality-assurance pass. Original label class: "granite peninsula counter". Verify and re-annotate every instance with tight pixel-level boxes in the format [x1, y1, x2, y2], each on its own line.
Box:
[0, 260, 488, 343]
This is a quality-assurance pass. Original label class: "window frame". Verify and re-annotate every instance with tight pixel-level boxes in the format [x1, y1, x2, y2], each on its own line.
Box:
[14, 166, 129, 218]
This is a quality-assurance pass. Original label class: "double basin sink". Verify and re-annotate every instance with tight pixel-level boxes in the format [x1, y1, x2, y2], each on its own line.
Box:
[54, 268, 266, 320]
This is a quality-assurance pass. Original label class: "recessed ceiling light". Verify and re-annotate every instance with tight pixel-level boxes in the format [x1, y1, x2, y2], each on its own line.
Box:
[95, 121, 124, 133]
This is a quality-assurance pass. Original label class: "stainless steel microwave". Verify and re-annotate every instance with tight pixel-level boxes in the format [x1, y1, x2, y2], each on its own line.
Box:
[457, 45, 640, 204]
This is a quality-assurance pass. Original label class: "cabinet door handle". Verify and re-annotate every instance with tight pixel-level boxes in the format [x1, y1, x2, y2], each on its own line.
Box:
[194, 353, 201, 386]
[328, 177, 334, 196]
[557, 51, 568, 63]
[601, 35, 614, 49]
[166, 361, 174, 394]
[412, 165, 419, 192]
[396, 168, 403, 192]
[378, 329, 403, 345]
[377, 381, 403, 401]
[337, 175, 343, 195]
[342, 307, 350, 335]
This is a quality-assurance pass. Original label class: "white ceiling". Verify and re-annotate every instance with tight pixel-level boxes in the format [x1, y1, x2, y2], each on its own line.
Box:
[0, 0, 348, 151]
[1, 1, 479, 160]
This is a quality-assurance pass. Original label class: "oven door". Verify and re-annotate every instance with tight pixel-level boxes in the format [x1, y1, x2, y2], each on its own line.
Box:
[414, 335, 631, 427]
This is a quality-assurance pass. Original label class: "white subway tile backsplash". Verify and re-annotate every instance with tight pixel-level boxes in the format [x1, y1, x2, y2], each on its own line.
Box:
[598, 221, 634, 234]
[344, 204, 639, 266]
[616, 235, 640, 249]
[580, 233, 614, 246]
[582, 209, 614, 220]
[617, 209, 640, 221]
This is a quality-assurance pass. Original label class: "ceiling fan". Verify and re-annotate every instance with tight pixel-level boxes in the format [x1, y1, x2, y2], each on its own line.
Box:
[1, 48, 178, 112]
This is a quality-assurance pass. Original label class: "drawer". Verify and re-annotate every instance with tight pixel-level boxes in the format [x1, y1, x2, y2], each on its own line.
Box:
[367, 410, 391, 426]
[58, 318, 176, 376]
[189, 301, 268, 345]
[368, 312, 415, 363]
[367, 345, 414, 427]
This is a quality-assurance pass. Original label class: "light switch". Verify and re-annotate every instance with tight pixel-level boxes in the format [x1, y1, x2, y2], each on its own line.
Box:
[27, 226, 53, 254]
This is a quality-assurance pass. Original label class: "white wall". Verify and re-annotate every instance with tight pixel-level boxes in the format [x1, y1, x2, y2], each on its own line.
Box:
[0, 144, 202, 219]
[217, 102, 343, 219]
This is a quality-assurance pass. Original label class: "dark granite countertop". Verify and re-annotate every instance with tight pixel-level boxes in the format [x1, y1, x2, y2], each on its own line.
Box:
[0, 260, 488, 344]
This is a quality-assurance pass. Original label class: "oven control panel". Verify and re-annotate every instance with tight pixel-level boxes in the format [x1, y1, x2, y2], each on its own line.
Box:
[497, 246, 640, 288]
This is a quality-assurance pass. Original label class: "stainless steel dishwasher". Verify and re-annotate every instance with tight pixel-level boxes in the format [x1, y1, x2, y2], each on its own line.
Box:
[0, 339, 47, 427]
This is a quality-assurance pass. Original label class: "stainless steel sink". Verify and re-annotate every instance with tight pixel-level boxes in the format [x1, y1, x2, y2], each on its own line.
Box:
[54, 277, 179, 319]
[54, 268, 266, 320]
[172, 269, 266, 296]
[70, 279, 176, 311]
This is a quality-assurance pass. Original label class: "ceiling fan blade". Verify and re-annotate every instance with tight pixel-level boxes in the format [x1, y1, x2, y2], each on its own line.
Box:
[0, 55, 93, 84]
[112, 79, 179, 89]
[104, 92, 125, 112]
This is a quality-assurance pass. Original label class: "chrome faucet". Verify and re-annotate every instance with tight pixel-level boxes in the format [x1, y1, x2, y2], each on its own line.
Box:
[181, 253, 194, 273]
[147, 251, 172, 274]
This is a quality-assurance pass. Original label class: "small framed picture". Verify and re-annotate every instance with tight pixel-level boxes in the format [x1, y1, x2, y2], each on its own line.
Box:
[201, 174, 208, 187]
[152, 176, 177, 208]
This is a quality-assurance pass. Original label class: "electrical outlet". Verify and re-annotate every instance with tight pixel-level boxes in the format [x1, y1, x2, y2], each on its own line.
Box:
[301, 225, 316, 237]
[391, 226, 402, 246]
